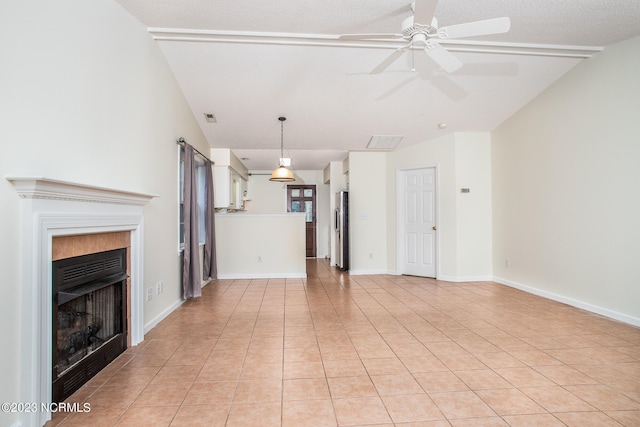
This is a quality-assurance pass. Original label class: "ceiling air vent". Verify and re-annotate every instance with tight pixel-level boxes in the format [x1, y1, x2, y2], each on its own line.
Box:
[204, 113, 217, 123]
[367, 135, 403, 150]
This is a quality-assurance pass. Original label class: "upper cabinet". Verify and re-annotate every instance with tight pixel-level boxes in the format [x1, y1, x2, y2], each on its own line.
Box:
[214, 166, 247, 209]
[211, 148, 249, 211]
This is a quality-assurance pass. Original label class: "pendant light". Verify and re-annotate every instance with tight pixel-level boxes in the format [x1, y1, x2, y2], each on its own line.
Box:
[270, 116, 295, 182]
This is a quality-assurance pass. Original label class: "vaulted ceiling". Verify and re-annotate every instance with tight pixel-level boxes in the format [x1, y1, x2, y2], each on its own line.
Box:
[116, 0, 640, 170]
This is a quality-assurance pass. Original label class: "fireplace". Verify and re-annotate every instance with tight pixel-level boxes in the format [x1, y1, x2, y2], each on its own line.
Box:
[52, 248, 128, 402]
[7, 177, 156, 427]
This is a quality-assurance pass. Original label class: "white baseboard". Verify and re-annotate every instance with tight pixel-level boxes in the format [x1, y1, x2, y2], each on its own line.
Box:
[494, 276, 640, 328]
[437, 275, 493, 282]
[144, 298, 184, 334]
[384, 272, 492, 282]
[141, 279, 212, 336]
[349, 269, 393, 276]
[384, 271, 493, 282]
[216, 273, 307, 279]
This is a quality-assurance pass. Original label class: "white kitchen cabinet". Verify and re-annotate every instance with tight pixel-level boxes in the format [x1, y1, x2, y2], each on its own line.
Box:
[211, 148, 249, 210]
[214, 166, 247, 210]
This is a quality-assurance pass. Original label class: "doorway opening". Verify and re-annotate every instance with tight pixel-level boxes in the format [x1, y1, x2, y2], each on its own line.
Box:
[287, 185, 317, 257]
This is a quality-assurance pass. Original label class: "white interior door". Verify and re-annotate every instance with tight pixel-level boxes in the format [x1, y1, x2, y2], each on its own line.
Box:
[398, 168, 436, 278]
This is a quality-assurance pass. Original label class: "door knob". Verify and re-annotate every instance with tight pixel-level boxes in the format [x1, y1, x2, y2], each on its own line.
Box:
[432, 226, 437, 231]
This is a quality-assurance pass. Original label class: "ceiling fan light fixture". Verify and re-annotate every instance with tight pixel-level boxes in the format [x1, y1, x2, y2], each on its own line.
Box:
[270, 116, 295, 182]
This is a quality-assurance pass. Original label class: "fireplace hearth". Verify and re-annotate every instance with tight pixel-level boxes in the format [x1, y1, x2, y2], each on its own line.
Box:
[52, 248, 128, 402]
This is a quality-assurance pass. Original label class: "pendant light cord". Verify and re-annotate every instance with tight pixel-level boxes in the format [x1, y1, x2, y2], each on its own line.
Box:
[279, 116, 286, 163]
[270, 116, 294, 181]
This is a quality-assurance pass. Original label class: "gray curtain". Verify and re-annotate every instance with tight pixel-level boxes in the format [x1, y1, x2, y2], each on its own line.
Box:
[182, 143, 202, 299]
[203, 160, 217, 280]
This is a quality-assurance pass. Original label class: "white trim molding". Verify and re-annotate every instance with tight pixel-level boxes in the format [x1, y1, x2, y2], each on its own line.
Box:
[7, 176, 157, 205]
[494, 276, 640, 328]
[144, 299, 184, 335]
[348, 269, 393, 276]
[437, 275, 494, 282]
[6, 177, 156, 427]
[148, 28, 603, 59]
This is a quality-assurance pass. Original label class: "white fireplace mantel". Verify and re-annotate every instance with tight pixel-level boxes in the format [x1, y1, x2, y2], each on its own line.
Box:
[7, 176, 157, 205]
[7, 177, 157, 427]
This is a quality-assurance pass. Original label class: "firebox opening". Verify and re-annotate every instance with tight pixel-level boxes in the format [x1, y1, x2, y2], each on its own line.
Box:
[52, 248, 128, 402]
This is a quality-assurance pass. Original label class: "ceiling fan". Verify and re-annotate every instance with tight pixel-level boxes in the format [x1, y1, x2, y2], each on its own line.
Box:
[339, 0, 510, 73]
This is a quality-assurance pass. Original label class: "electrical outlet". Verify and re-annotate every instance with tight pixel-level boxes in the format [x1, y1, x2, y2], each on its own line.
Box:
[257, 256, 262, 262]
[156, 281, 163, 295]
[146, 287, 153, 301]
[505, 258, 510, 268]
[369, 253, 373, 259]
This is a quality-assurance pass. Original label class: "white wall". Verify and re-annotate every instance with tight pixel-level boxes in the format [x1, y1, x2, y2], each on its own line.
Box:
[346, 134, 492, 279]
[215, 214, 306, 278]
[349, 152, 389, 274]
[492, 35, 640, 324]
[0, 0, 209, 424]
[245, 170, 331, 258]
[246, 171, 288, 212]
[454, 133, 493, 280]
[386, 134, 457, 277]
[384, 132, 492, 280]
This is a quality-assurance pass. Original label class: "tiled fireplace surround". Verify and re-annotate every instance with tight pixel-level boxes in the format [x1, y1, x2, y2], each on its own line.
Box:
[8, 177, 155, 427]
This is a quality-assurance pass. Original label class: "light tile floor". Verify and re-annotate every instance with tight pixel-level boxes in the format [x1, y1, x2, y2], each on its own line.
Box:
[50, 259, 640, 426]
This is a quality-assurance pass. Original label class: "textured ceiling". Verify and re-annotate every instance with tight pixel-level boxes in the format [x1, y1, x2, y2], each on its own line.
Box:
[116, 0, 640, 170]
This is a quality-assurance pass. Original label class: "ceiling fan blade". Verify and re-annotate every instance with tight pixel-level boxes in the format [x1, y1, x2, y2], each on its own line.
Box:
[413, 0, 439, 25]
[370, 48, 408, 74]
[438, 17, 510, 39]
[339, 33, 403, 41]
[425, 44, 463, 73]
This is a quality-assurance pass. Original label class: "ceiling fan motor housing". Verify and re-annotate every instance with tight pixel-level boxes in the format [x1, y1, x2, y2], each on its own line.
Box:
[402, 16, 436, 41]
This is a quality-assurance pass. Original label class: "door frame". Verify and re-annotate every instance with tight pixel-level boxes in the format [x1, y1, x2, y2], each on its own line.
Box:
[286, 184, 317, 258]
[396, 165, 440, 278]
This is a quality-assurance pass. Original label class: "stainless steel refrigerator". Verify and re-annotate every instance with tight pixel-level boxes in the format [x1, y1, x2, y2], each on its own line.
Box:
[335, 190, 349, 271]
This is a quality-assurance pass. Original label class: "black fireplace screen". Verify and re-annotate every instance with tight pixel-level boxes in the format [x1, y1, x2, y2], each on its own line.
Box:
[56, 284, 122, 374]
[53, 248, 128, 402]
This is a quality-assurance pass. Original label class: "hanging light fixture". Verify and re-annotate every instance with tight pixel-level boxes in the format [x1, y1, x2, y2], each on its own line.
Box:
[270, 116, 295, 182]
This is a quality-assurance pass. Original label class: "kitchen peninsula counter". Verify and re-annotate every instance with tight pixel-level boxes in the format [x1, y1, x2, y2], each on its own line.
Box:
[214, 212, 306, 279]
